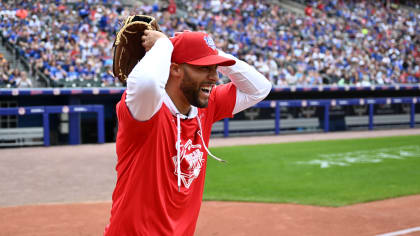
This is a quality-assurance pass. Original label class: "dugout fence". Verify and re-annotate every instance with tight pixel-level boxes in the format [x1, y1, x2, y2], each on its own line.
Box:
[215, 97, 419, 137]
[0, 105, 104, 146]
[0, 86, 419, 146]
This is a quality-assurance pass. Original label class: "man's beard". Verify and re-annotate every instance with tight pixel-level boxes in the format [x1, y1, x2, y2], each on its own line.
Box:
[180, 69, 209, 108]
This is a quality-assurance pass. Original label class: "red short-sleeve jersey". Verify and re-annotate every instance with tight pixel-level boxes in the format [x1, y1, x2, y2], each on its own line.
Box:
[105, 83, 237, 236]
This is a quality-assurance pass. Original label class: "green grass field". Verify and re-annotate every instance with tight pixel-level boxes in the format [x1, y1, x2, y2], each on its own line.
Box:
[203, 135, 420, 207]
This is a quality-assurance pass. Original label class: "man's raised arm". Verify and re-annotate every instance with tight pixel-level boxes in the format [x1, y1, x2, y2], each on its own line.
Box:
[125, 31, 173, 121]
[217, 50, 272, 114]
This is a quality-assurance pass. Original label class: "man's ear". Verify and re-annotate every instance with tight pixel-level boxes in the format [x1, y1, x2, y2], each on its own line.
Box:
[170, 63, 183, 78]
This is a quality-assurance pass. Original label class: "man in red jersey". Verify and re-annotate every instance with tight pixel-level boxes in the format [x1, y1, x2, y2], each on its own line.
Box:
[105, 30, 272, 235]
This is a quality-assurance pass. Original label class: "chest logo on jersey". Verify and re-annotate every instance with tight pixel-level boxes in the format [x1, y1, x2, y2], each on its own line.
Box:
[172, 139, 204, 189]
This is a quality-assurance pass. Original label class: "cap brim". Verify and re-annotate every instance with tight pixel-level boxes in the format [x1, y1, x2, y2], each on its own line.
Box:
[186, 55, 236, 66]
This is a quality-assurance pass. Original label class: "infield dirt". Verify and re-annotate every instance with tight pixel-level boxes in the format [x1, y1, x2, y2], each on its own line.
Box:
[1, 128, 420, 236]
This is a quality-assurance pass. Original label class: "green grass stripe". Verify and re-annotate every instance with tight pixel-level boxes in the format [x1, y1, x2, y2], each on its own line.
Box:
[203, 135, 420, 206]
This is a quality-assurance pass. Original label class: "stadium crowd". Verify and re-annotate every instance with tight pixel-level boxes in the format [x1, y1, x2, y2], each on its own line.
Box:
[0, 0, 419, 88]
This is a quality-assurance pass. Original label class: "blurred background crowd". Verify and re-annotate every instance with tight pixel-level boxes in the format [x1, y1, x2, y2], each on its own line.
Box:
[0, 0, 419, 88]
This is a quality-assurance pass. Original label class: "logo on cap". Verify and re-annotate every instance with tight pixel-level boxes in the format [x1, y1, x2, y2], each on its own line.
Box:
[204, 36, 216, 50]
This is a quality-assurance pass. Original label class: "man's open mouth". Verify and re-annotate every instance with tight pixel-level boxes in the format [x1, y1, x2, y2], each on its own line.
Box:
[200, 85, 213, 95]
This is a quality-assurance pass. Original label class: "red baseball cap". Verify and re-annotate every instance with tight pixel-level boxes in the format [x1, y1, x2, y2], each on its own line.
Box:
[170, 31, 236, 66]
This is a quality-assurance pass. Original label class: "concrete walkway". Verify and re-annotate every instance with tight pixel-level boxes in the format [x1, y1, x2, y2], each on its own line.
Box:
[1, 128, 419, 206]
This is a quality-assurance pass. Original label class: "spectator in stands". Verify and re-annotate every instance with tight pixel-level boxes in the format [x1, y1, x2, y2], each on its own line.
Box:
[0, 57, 12, 87]
[308, 69, 323, 85]
[100, 66, 115, 86]
[254, 55, 270, 79]
[267, 54, 279, 82]
[67, 66, 79, 81]
[0, 54, 6, 64]
[6, 68, 21, 87]
[50, 64, 67, 84]
[284, 65, 298, 85]
[15, 71, 32, 88]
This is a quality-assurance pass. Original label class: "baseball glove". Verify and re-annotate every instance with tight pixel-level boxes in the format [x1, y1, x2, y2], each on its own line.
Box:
[112, 15, 161, 84]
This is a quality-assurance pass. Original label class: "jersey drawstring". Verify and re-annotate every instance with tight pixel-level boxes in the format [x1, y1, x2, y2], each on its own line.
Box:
[176, 114, 226, 192]
[196, 116, 226, 163]
[176, 113, 181, 192]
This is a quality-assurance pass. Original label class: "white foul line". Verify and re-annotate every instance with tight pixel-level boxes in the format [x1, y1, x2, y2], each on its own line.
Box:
[376, 227, 420, 236]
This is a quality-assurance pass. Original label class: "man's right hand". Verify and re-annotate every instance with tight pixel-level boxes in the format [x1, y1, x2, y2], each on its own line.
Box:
[142, 30, 167, 52]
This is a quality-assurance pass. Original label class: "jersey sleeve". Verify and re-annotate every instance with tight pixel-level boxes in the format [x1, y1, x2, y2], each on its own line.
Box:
[117, 91, 161, 135]
[207, 82, 237, 123]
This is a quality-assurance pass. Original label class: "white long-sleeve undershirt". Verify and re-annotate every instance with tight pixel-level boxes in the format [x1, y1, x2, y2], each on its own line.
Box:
[125, 37, 272, 121]
[216, 50, 272, 114]
[125, 37, 173, 121]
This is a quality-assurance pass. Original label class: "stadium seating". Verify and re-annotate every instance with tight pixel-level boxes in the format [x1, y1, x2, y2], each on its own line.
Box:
[0, 0, 419, 88]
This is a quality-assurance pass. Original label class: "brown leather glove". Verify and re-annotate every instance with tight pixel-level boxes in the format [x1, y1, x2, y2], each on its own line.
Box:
[112, 15, 161, 84]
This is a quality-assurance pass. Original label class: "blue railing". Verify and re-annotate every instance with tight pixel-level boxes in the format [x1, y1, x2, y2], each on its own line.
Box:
[0, 84, 419, 96]
[221, 97, 419, 137]
[0, 88, 126, 96]
[0, 105, 105, 146]
[0, 98, 418, 143]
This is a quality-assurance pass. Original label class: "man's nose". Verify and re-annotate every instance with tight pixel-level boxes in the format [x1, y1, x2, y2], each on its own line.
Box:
[208, 68, 219, 82]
